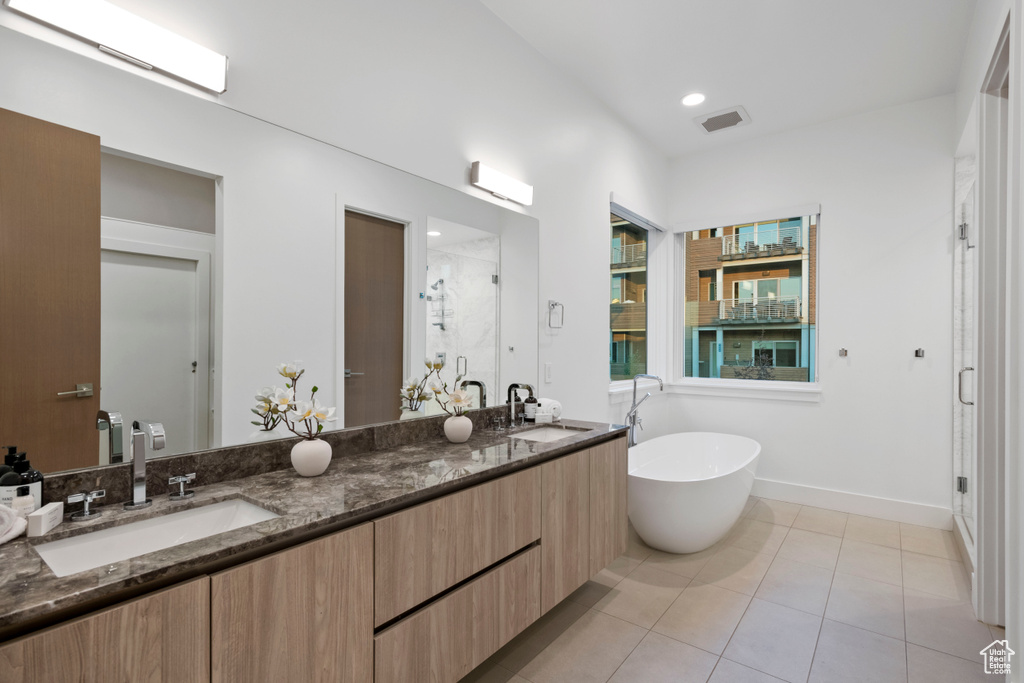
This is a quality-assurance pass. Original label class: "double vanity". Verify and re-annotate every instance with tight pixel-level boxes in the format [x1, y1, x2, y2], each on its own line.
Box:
[0, 410, 627, 682]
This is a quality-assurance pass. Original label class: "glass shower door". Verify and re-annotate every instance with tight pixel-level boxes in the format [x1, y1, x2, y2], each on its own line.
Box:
[954, 176, 977, 542]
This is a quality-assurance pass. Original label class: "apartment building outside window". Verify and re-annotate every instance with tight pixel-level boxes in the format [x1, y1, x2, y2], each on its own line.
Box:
[682, 214, 817, 382]
[610, 212, 648, 381]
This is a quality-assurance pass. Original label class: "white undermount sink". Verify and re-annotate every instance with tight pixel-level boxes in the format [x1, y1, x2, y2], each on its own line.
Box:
[34, 499, 279, 578]
[511, 426, 582, 443]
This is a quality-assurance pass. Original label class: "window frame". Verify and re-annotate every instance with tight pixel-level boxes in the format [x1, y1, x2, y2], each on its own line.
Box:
[609, 201, 665, 389]
[667, 203, 822, 403]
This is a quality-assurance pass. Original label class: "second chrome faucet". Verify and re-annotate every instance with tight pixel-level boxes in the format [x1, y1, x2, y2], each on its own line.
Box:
[124, 419, 165, 510]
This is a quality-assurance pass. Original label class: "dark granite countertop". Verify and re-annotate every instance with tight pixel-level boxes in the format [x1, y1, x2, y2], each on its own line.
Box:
[0, 418, 626, 640]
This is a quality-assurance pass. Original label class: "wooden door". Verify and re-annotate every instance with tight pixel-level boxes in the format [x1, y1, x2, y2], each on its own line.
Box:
[344, 210, 404, 427]
[0, 108, 100, 471]
[0, 577, 210, 683]
[540, 450, 590, 613]
[210, 523, 373, 683]
[589, 437, 629, 575]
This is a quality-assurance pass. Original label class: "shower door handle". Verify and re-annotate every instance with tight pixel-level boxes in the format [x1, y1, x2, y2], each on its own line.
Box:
[958, 367, 974, 406]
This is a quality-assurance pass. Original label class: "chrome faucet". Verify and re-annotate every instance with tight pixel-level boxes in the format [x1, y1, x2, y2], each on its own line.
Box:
[96, 410, 123, 464]
[626, 374, 663, 447]
[507, 383, 535, 426]
[124, 420, 165, 510]
[460, 380, 487, 408]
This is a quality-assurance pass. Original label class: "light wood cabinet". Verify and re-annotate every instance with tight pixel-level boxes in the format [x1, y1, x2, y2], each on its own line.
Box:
[540, 450, 591, 613]
[210, 523, 373, 683]
[1, 435, 629, 683]
[0, 577, 209, 683]
[374, 546, 541, 683]
[589, 437, 629, 576]
[374, 467, 541, 626]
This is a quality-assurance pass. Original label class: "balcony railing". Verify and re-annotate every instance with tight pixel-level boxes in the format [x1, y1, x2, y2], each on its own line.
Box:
[721, 225, 802, 260]
[611, 242, 647, 266]
[716, 296, 801, 323]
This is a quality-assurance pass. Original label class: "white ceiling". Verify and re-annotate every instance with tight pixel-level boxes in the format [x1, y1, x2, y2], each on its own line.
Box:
[481, 0, 978, 158]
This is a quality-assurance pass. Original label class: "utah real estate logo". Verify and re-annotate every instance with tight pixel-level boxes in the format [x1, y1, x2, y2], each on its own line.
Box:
[980, 639, 1014, 675]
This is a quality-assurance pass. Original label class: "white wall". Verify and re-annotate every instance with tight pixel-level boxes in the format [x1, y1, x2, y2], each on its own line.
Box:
[657, 96, 956, 520]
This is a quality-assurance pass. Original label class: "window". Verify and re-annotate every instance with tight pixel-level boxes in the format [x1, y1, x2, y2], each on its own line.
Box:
[753, 340, 799, 367]
[682, 213, 817, 382]
[610, 212, 648, 381]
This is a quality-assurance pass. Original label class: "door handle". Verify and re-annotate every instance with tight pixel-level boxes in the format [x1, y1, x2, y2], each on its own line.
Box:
[958, 367, 974, 406]
[344, 369, 365, 379]
[57, 383, 94, 398]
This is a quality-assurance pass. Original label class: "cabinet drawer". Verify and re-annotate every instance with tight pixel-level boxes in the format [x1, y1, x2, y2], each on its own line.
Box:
[374, 546, 540, 683]
[590, 437, 629, 575]
[374, 467, 540, 626]
[211, 523, 373, 683]
[541, 450, 590, 614]
[0, 577, 209, 683]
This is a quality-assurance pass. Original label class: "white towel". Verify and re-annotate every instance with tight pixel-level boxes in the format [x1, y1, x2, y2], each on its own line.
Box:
[0, 503, 16, 539]
[0, 516, 26, 545]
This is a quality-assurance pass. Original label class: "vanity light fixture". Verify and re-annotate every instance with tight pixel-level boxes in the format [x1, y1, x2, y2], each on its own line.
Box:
[681, 92, 706, 107]
[426, 231, 442, 236]
[470, 162, 533, 206]
[4, 0, 228, 93]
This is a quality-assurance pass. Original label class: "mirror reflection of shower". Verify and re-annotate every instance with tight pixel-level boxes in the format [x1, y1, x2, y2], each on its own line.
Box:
[427, 278, 450, 331]
[425, 218, 500, 414]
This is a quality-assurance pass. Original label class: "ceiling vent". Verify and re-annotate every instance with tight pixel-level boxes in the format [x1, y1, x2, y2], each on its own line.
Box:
[695, 106, 751, 134]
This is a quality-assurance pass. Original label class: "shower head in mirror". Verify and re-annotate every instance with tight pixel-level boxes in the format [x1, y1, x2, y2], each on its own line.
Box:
[430, 278, 444, 290]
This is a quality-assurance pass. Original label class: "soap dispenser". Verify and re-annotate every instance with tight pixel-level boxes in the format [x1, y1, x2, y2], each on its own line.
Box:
[12, 454, 43, 512]
[523, 396, 538, 422]
[0, 448, 27, 508]
[0, 446, 17, 481]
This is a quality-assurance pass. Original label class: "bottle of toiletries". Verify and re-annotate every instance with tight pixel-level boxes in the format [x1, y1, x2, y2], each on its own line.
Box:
[523, 396, 538, 421]
[0, 446, 19, 480]
[11, 486, 34, 520]
[0, 448, 27, 508]
[12, 454, 43, 512]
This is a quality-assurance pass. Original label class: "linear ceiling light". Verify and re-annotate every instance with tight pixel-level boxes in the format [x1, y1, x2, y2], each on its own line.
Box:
[470, 161, 533, 206]
[4, 0, 228, 93]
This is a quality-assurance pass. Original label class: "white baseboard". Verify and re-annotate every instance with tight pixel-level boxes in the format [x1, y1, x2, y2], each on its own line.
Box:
[752, 478, 953, 530]
[952, 515, 975, 572]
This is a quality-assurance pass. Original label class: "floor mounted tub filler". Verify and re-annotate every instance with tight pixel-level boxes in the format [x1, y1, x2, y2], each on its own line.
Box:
[628, 432, 762, 554]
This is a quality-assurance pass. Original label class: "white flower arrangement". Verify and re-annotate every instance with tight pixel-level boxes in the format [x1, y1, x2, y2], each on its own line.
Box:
[252, 361, 337, 440]
[400, 357, 472, 415]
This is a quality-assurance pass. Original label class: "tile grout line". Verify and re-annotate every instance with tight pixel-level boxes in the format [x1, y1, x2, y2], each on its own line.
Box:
[802, 526, 841, 683]
[901, 531, 910, 682]
[709, 512, 797, 682]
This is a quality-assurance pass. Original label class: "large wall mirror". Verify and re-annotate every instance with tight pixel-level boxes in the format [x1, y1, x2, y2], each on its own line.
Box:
[0, 29, 539, 476]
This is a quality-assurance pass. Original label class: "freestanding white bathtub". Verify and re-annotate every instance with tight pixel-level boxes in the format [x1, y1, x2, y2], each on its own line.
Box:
[628, 432, 761, 554]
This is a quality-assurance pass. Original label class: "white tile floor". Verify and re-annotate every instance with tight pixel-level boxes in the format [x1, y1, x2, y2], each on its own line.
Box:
[459, 497, 1003, 683]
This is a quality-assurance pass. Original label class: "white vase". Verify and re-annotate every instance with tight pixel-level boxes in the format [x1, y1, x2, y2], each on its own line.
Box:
[290, 438, 332, 477]
[444, 415, 473, 443]
[401, 407, 425, 420]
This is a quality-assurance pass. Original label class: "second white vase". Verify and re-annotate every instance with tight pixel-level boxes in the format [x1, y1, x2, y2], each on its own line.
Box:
[443, 415, 473, 443]
[290, 438, 332, 477]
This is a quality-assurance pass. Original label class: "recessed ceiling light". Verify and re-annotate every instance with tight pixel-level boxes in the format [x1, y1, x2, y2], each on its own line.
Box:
[427, 231, 441, 236]
[681, 93, 706, 107]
